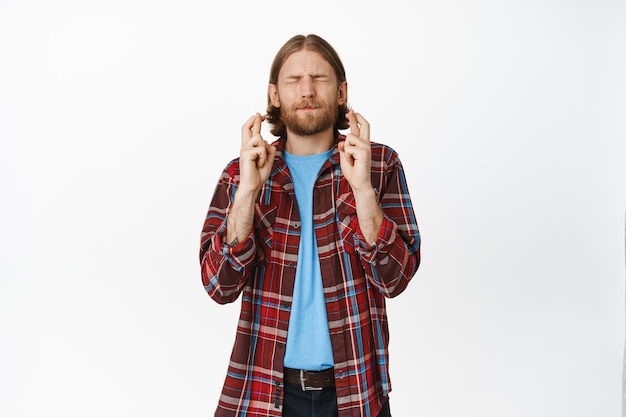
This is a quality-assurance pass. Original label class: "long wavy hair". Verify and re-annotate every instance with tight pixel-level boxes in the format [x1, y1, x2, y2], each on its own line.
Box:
[266, 34, 350, 137]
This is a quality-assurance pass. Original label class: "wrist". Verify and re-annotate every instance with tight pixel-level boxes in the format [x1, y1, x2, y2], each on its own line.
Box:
[353, 186, 377, 206]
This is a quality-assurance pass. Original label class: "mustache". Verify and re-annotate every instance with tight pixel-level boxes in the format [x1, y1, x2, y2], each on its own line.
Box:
[293, 100, 323, 110]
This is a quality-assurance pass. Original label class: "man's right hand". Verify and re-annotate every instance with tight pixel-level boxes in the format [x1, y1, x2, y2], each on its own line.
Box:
[238, 113, 276, 194]
[225, 114, 276, 247]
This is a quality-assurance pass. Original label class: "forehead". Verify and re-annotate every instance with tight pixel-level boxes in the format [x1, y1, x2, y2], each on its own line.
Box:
[278, 49, 334, 78]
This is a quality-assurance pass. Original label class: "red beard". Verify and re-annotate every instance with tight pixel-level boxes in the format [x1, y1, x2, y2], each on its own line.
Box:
[280, 99, 338, 136]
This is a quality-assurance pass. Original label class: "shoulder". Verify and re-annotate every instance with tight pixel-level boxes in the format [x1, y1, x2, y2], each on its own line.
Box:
[370, 141, 401, 165]
[221, 157, 241, 180]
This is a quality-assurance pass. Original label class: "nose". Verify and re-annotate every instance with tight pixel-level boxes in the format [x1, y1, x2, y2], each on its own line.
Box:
[300, 76, 315, 98]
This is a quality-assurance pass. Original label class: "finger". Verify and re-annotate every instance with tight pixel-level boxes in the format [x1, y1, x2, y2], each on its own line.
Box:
[266, 141, 277, 157]
[347, 110, 360, 137]
[241, 114, 258, 144]
[258, 140, 273, 167]
[262, 142, 277, 168]
[338, 139, 357, 163]
[251, 113, 263, 137]
[255, 146, 267, 168]
[354, 113, 370, 142]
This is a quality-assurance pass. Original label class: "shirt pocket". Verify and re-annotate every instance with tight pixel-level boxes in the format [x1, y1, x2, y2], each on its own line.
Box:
[255, 203, 277, 262]
[335, 192, 358, 254]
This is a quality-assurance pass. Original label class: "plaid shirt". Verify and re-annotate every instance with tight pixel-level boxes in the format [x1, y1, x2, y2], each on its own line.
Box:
[200, 133, 421, 417]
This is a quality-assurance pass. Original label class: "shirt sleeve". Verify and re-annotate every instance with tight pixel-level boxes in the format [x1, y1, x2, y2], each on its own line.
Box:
[199, 165, 258, 304]
[355, 149, 421, 297]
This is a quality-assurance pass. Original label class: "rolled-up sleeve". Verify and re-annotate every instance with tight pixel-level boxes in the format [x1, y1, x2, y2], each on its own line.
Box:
[200, 165, 257, 304]
[355, 150, 421, 297]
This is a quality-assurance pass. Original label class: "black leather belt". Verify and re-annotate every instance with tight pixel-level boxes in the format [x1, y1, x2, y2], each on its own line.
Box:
[284, 367, 335, 391]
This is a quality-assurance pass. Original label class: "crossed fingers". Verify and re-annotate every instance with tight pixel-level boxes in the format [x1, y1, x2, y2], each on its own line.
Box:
[342, 110, 371, 160]
[346, 109, 370, 143]
[241, 113, 272, 168]
[242, 113, 264, 144]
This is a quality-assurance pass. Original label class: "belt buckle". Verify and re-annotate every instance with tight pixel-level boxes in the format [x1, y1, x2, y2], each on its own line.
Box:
[299, 369, 323, 391]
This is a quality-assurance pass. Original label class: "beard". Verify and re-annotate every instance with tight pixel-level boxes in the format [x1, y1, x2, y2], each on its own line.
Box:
[280, 99, 338, 136]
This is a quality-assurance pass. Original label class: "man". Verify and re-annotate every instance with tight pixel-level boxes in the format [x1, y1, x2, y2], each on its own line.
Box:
[200, 33, 421, 417]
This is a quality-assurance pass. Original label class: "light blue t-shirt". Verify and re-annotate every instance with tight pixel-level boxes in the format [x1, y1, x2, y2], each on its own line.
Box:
[282, 149, 334, 371]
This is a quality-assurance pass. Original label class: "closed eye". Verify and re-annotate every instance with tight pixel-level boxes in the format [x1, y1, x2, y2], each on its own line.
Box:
[283, 74, 331, 84]
[284, 76, 301, 84]
[312, 75, 330, 82]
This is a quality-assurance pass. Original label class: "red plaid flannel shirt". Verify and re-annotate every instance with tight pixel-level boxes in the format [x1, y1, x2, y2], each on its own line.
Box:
[200, 134, 421, 417]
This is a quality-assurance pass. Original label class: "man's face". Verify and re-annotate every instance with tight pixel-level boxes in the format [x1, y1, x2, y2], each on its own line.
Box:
[270, 50, 346, 136]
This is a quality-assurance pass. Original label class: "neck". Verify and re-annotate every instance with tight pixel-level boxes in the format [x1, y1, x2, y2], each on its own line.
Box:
[284, 128, 335, 156]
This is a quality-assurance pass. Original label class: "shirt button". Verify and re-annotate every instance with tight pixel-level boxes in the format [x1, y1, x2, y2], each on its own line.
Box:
[287, 262, 295, 268]
[293, 223, 300, 229]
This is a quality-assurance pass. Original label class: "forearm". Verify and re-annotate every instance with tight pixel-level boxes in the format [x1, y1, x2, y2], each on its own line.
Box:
[355, 152, 421, 297]
[226, 188, 258, 246]
[353, 187, 384, 246]
[200, 174, 258, 304]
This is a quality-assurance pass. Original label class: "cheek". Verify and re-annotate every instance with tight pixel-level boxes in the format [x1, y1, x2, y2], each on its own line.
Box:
[274, 88, 296, 106]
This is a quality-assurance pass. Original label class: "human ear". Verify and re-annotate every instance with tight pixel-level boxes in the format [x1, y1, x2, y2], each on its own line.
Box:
[337, 81, 347, 105]
[268, 83, 280, 107]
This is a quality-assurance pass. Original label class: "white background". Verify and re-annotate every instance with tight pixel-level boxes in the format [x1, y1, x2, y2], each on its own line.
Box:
[1, 1, 625, 416]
